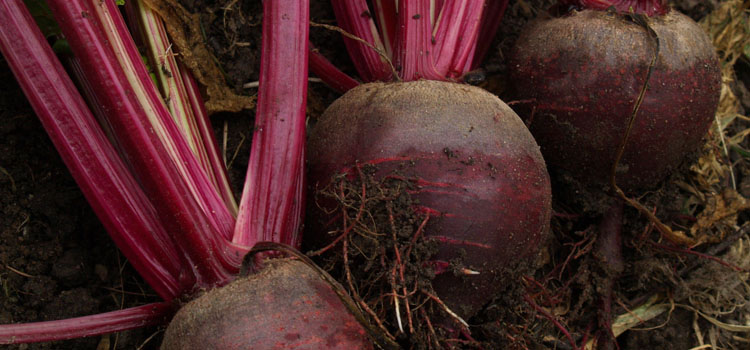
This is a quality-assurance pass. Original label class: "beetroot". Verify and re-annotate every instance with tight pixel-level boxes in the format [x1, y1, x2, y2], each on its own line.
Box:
[162, 258, 374, 350]
[509, 4, 722, 348]
[306, 80, 552, 318]
[508, 7, 721, 191]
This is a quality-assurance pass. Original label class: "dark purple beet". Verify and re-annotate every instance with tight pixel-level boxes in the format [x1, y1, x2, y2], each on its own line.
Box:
[161, 259, 374, 350]
[508, 9, 721, 191]
[306, 80, 552, 318]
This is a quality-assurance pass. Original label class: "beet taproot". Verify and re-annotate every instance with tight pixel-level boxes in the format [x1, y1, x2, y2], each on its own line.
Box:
[161, 258, 374, 350]
[305, 80, 552, 318]
[508, 8, 721, 191]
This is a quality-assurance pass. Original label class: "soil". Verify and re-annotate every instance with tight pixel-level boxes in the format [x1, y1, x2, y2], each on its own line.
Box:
[0, 59, 161, 349]
[2, 0, 750, 349]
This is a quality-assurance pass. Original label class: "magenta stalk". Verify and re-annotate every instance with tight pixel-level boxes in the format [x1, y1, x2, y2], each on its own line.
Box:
[0, 302, 174, 344]
[233, 0, 310, 247]
[0, 0, 183, 301]
[47, 0, 242, 287]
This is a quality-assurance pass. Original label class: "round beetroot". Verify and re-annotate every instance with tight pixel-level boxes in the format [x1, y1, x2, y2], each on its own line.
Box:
[508, 8, 721, 191]
[306, 80, 552, 318]
[161, 259, 373, 350]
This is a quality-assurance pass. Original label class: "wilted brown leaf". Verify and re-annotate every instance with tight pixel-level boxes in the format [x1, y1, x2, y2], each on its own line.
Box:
[690, 189, 750, 243]
[141, 0, 255, 114]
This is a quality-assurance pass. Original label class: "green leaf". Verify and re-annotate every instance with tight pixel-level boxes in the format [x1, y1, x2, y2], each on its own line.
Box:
[23, 0, 71, 55]
[732, 145, 750, 159]
[51, 39, 72, 56]
[116, 0, 126, 5]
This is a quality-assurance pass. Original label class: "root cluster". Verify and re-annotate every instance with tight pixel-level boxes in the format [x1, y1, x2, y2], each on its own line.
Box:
[309, 165, 479, 349]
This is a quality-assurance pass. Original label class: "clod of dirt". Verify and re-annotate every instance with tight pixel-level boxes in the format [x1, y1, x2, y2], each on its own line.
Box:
[51, 248, 91, 288]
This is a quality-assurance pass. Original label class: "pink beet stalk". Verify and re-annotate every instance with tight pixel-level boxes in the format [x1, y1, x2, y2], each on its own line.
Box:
[559, 0, 669, 16]
[47, 0, 241, 288]
[0, 0, 183, 301]
[125, 0, 238, 214]
[0, 302, 174, 344]
[372, 0, 398, 57]
[309, 44, 360, 93]
[431, 0, 485, 77]
[0, 0, 313, 345]
[331, 0, 393, 82]
[393, 0, 443, 80]
[318, 0, 507, 86]
[233, 0, 310, 247]
[181, 64, 237, 211]
[432, 1, 471, 69]
[445, 2, 485, 75]
[90, 0, 237, 240]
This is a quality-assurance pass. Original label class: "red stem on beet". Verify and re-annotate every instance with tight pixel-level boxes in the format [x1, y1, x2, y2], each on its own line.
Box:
[181, 64, 238, 213]
[0, 0, 183, 302]
[317, 0, 507, 85]
[0, 1, 182, 342]
[47, 0, 242, 288]
[432, 1, 471, 73]
[0, 302, 174, 344]
[124, 0, 239, 216]
[0, 0, 311, 344]
[309, 43, 361, 93]
[372, 0, 398, 57]
[232, 0, 309, 247]
[433, 0, 485, 78]
[106, 0, 239, 239]
[96, 0, 238, 241]
[559, 0, 669, 16]
[331, 0, 393, 82]
[394, 0, 443, 80]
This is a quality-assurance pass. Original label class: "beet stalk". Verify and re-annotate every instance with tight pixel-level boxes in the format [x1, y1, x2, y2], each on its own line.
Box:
[0, 0, 184, 303]
[0, 0, 379, 347]
[162, 1, 380, 348]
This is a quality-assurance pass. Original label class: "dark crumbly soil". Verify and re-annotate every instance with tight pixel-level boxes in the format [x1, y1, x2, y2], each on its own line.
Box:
[2, 0, 748, 349]
[0, 58, 161, 349]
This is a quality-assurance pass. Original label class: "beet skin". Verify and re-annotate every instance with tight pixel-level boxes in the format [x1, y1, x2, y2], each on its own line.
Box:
[509, 9, 721, 191]
[306, 80, 552, 318]
[161, 259, 373, 350]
